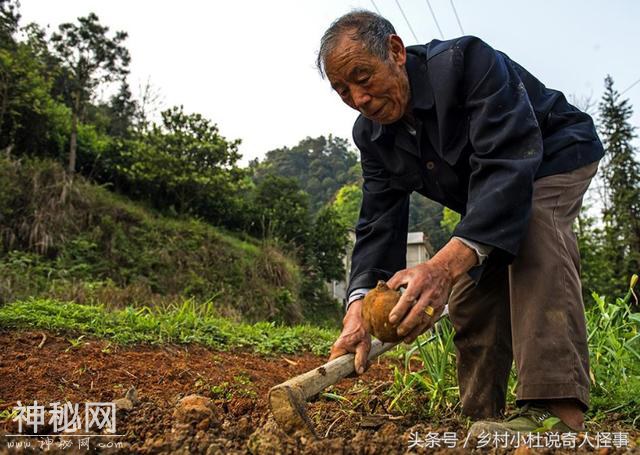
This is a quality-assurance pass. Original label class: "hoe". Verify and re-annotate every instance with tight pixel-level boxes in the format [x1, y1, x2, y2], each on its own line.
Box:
[268, 307, 448, 437]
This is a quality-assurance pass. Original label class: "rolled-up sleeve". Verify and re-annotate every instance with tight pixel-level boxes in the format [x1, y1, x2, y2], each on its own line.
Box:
[452, 37, 544, 261]
[346, 132, 410, 310]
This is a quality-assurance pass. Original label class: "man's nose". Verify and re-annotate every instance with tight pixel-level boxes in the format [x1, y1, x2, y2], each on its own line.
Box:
[351, 86, 371, 109]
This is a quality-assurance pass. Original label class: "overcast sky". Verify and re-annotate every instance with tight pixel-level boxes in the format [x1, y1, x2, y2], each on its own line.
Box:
[20, 0, 640, 165]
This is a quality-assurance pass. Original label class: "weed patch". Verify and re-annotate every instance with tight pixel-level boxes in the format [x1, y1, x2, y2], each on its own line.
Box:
[0, 298, 338, 356]
[385, 276, 640, 424]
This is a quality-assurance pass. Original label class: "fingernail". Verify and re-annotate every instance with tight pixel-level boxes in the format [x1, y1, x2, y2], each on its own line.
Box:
[389, 314, 398, 324]
[357, 366, 364, 374]
[397, 328, 406, 336]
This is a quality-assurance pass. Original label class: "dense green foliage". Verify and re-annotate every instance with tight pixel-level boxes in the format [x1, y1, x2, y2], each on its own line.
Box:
[0, 156, 309, 324]
[597, 77, 640, 295]
[576, 206, 613, 300]
[0, 298, 338, 355]
[439, 206, 461, 236]
[0, 8, 68, 158]
[102, 106, 248, 227]
[408, 195, 448, 250]
[0, 2, 348, 324]
[248, 174, 311, 245]
[587, 276, 640, 424]
[251, 135, 360, 213]
[50, 12, 130, 173]
[576, 77, 640, 299]
[254, 136, 450, 250]
[332, 183, 362, 228]
[306, 205, 350, 282]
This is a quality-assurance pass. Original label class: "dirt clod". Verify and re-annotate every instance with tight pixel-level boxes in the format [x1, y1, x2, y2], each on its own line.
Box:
[173, 394, 215, 425]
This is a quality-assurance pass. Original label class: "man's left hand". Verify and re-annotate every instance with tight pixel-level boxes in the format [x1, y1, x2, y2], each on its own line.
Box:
[385, 237, 479, 344]
[386, 261, 453, 344]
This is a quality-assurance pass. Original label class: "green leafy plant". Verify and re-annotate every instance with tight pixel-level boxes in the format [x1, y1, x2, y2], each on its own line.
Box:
[587, 274, 639, 424]
[386, 318, 458, 417]
[534, 416, 562, 433]
[384, 275, 640, 423]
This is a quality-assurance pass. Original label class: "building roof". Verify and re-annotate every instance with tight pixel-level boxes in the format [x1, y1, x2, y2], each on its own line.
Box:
[348, 229, 434, 255]
[407, 232, 425, 245]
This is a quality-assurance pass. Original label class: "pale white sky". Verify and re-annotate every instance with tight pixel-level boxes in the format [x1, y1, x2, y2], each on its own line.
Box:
[20, 0, 640, 165]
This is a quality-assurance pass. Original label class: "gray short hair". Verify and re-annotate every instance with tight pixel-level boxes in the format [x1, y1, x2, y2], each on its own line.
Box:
[316, 10, 396, 78]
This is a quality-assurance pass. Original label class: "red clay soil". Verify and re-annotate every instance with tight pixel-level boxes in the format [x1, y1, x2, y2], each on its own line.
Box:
[0, 330, 637, 454]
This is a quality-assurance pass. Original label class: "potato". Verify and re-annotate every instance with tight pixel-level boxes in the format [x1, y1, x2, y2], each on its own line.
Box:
[361, 280, 402, 342]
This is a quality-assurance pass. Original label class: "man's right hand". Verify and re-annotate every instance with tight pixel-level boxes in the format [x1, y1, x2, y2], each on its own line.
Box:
[328, 299, 371, 375]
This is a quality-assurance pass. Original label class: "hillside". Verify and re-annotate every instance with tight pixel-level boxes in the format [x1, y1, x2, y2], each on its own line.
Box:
[0, 155, 340, 325]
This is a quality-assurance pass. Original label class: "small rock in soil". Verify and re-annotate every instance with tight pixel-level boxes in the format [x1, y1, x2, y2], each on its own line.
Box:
[173, 394, 218, 427]
[359, 414, 387, 429]
[113, 397, 134, 412]
[113, 386, 138, 412]
[247, 417, 296, 454]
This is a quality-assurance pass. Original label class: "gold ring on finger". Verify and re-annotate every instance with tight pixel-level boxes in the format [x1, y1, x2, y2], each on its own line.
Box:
[424, 306, 435, 317]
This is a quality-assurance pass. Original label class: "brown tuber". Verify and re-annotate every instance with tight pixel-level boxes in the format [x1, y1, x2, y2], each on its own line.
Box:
[361, 280, 402, 342]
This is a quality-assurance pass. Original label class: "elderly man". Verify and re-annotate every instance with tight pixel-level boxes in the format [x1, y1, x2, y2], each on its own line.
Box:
[319, 10, 603, 434]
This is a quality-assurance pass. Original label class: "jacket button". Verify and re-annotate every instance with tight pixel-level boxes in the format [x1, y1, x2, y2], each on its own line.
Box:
[426, 161, 435, 170]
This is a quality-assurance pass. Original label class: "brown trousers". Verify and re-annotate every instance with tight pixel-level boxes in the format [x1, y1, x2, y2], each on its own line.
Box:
[448, 161, 599, 419]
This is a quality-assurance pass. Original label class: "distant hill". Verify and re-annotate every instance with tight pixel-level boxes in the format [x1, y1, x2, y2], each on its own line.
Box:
[251, 136, 360, 214]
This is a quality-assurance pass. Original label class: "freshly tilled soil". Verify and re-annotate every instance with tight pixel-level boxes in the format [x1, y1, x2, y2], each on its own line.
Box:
[0, 330, 637, 454]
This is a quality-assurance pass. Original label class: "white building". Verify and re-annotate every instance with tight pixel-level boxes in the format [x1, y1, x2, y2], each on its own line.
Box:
[327, 231, 434, 303]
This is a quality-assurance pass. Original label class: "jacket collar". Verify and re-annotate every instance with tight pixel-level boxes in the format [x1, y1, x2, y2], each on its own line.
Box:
[370, 47, 435, 142]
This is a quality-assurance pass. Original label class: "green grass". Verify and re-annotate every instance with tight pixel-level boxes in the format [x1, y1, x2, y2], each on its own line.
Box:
[0, 298, 339, 356]
[386, 318, 459, 418]
[586, 275, 640, 426]
[385, 275, 640, 424]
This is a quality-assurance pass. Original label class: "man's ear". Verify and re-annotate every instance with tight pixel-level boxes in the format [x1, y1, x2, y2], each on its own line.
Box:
[388, 34, 406, 66]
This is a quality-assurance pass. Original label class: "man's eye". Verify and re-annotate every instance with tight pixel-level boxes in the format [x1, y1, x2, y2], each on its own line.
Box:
[357, 75, 371, 84]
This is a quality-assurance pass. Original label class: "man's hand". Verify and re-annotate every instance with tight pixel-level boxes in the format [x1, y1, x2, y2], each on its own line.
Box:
[329, 299, 371, 375]
[386, 261, 452, 343]
[387, 238, 478, 343]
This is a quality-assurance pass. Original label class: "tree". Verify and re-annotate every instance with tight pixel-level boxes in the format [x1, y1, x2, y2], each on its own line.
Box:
[598, 75, 640, 292]
[50, 12, 130, 173]
[575, 204, 613, 298]
[251, 174, 310, 247]
[112, 106, 245, 224]
[306, 205, 349, 281]
[133, 77, 163, 134]
[104, 80, 137, 138]
[440, 206, 461, 235]
[0, 5, 65, 157]
[0, 0, 19, 48]
[409, 195, 448, 250]
[332, 183, 362, 228]
[254, 135, 359, 213]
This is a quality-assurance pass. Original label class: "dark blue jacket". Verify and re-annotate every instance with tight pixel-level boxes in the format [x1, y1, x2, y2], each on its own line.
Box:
[347, 36, 604, 300]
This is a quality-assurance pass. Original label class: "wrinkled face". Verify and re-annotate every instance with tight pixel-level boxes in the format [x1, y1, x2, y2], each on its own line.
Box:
[325, 33, 410, 124]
